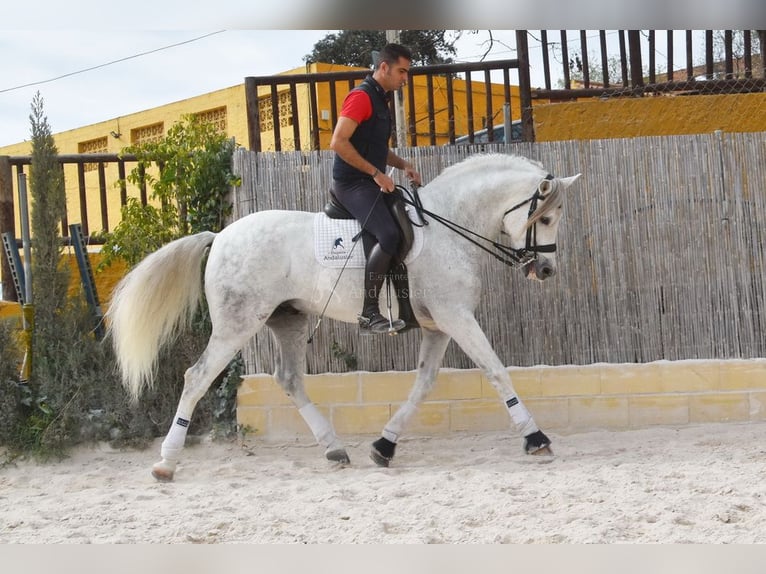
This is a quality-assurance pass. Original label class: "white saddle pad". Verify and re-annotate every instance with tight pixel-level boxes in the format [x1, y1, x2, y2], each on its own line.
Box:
[314, 207, 424, 268]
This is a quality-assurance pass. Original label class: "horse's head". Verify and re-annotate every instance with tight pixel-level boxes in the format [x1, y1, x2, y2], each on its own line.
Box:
[502, 173, 581, 281]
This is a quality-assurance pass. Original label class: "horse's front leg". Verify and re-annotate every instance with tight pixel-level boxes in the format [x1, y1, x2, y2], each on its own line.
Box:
[438, 311, 553, 456]
[370, 329, 451, 467]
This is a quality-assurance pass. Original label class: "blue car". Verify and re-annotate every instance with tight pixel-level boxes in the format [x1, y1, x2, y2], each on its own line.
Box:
[453, 120, 522, 144]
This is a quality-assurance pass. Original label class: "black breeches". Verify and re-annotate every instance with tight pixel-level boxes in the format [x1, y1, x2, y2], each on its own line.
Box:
[332, 178, 401, 257]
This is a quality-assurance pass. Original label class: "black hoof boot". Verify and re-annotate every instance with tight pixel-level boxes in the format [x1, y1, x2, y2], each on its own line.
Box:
[370, 437, 397, 467]
[524, 430, 553, 455]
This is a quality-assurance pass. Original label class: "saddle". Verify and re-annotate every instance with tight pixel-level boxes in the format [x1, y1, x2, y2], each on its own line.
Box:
[323, 190, 416, 264]
[324, 189, 419, 332]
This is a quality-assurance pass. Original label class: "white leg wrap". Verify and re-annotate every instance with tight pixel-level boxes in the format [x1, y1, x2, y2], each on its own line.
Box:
[298, 403, 337, 448]
[382, 400, 418, 443]
[505, 396, 539, 436]
[160, 416, 190, 462]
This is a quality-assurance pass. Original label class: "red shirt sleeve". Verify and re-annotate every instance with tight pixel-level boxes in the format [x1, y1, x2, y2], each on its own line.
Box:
[339, 89, 372, 124]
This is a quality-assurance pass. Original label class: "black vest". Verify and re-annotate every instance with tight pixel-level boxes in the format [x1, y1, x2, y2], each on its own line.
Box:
[333, 76, 392, 181]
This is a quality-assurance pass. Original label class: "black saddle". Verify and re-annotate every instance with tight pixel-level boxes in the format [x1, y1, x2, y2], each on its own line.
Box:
[324, 190, 415, 263]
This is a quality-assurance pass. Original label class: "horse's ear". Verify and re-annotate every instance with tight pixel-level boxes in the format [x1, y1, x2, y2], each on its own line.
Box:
[559, 173, 582, 188]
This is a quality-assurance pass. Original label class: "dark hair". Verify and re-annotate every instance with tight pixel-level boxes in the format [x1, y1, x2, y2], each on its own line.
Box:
[376, 43, 412, 68]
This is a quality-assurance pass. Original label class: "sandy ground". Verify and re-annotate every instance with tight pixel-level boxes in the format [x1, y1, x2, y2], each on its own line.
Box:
[2, 421, 766, 544]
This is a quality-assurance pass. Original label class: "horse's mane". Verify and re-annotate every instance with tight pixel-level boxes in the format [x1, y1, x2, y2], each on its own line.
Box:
[435, 153, 546, 182]
[427, 153, 562, 230]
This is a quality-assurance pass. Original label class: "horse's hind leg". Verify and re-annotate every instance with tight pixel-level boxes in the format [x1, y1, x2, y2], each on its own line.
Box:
[152, 331, 253, 482]
[371, 329, 451, 467]
[267, 308, 349, 464]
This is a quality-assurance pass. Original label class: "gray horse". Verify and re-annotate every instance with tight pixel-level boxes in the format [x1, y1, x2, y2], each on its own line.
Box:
[106, 153, 581, 481]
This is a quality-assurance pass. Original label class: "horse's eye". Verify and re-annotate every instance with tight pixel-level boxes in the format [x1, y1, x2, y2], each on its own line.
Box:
[540, 216, 551, 226]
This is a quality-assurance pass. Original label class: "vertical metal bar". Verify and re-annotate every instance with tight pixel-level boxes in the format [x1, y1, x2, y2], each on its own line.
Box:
[445, 73, 455, 142]
[289, 83, 301, 150]
[744, 30, 753, 78]
[648, 30, 656, 84]
[308, 81, 320, 150]
[502, 67, 511, 104]
[724, 30, 733, 79]
[69, 223, 104, 340]
[516, 30, 535, 142]
[685, 30, 694, 79]
[667, 30, 674, 82]
[244, 77, 262, 152]
[77, 162, 89, 236]
[59, 164, 68, 239]
[138, 163, 147, 206]
[484, 69, 494, 139]
[270, 84, 281, 152]
[0, 155, 16, 301]
[580, 30, 590, 87]
[705, 30, 714, 79]
[426, 74, 435, 146]
[599, 30, 610, 88]
[17, 173, 32, 305]
[329, 81, 338, 128]
[540, 30, 551, 91]
[618, 30, 629, 86]
[560, 30, 571, 89]
[118, 160, 127, 206]
[628, 30, 644, 88]
[759, 31, 766, 77]
[465, 70, 475, 141]
[98, 162, 108, 233]
[407, 71, 418, 147]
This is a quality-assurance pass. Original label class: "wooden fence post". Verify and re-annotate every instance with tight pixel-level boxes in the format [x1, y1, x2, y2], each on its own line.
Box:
[0, 156, 18, 301]
[515, 30, 536, 143]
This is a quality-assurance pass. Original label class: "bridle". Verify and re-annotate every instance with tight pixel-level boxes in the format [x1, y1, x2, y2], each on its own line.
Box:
[396, 173, 557, 269]
[500, 173, 557, 267]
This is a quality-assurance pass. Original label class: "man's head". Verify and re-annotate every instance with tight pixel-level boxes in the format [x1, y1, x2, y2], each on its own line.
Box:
[373, 43, 412, 92]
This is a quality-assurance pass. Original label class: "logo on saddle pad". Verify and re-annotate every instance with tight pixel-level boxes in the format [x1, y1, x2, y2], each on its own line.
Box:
[313, 213, 423, 269]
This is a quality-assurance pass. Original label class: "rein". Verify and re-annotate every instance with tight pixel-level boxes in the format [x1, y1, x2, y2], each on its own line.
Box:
[396, 174, 556, 269]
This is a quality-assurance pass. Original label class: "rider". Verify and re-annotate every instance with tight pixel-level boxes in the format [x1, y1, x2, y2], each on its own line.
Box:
[330, 43, 422, 334]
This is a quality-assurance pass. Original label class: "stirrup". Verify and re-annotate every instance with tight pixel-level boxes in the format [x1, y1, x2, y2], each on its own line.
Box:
[358, 312, 405, 335]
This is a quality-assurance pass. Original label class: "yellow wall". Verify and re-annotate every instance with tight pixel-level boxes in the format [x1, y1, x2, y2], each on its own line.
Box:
[534, 92, 766, 141]
[238, 360, 766, 440]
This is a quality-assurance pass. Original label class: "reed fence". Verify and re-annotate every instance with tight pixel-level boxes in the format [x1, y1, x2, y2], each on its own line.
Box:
[231, 132, 766, 373]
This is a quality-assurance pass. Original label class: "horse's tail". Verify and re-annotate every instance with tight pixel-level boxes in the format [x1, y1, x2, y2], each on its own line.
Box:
[106, 231, 217, 403]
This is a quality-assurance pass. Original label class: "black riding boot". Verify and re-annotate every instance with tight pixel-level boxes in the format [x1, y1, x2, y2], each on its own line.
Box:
[389, 262, 420, 333]
[359, 244, 405, 335]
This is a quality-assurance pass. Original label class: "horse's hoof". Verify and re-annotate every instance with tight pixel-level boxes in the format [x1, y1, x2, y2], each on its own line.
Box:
[326, 448, 350, 465]
[151, 461, 176, 482]
[370, 437, 396, 467]
[370, 448, 391, 467]
[523, 430, 553, 456]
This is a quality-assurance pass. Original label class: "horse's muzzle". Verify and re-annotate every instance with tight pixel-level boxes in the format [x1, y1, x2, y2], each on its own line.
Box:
[525, 258, 556, 281]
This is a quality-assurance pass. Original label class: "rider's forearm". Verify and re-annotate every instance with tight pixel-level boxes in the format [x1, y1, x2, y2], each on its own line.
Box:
[386, 150, 413, 171]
